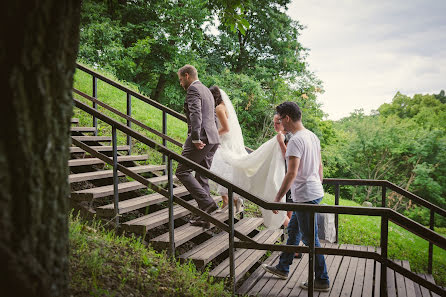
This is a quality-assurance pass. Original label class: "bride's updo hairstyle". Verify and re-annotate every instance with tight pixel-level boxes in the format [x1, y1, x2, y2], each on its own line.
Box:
[209, 85, 223, 107]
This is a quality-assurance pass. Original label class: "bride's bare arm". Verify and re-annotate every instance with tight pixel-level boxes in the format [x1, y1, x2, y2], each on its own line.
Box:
[216, 105, 230, 135]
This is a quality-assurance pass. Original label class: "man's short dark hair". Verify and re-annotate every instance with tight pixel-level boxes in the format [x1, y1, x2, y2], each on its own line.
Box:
[276, 101, 302, 122]
[178, 64, 198, 78]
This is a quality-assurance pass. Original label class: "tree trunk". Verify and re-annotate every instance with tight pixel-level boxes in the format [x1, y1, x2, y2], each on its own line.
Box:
[0, 1, 81, 296]
[150, 73, 168, 102]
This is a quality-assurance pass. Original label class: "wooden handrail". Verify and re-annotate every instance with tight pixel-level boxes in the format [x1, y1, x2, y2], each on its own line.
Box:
[73, 88, 183, 147]
[324, 178, 446, 217]
[76, 63, 187, 121]
[73, 98, 446, 296]
[73, 98, 446, 250]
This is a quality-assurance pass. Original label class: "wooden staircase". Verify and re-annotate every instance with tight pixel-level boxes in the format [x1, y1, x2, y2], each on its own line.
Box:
[68, 118, 281, 289]
[69, 118, 444, 297]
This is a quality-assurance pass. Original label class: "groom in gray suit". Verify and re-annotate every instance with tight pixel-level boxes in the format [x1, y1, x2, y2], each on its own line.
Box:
[176, 64, 219, 227]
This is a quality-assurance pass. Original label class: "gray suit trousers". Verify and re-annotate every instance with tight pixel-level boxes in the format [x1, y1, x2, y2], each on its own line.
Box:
[176, 137, 219, 210]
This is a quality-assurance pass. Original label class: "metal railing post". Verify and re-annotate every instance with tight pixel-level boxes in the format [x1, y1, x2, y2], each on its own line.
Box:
[380, 213, 388, 297]
[428, 209, 434, 274]
[167, 155, 175, 258]
[335, 184, 340, 243]
[162, 111, 167, 164]
[112, 126, 119, 227]
[382, 186, 387, 208]
[92, 76, 98, 135]
[308, 211, 315, 297]
[126, 93, 132, 154]
[228, 188, 236, 294]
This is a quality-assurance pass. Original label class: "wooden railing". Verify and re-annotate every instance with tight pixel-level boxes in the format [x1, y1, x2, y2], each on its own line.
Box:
[75, 61, 445, 276]
[72, 96, 446, 297]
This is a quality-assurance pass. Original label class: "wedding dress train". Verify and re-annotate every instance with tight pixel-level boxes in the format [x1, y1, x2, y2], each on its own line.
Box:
[210, 89, 286, 229]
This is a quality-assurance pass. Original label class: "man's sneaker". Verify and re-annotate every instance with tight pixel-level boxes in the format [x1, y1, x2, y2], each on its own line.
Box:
[261, 264, 288, 280]
[300, 281, 330, 292]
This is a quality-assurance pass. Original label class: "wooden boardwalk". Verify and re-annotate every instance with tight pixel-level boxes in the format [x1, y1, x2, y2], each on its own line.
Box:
[238, 243, 441, 297]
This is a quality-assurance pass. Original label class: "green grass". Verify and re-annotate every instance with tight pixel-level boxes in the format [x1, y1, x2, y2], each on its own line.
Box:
[69, 214, 232, 297]
[322, 194, 446, 286]
[73, 63, 186, 166]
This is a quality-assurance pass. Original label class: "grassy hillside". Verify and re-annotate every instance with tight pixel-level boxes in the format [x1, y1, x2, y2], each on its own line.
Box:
[69, 214, 231, 297]
[73, 64, 187, 165]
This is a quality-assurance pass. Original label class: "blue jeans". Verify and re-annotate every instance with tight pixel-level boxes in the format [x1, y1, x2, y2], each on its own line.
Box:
[276, 197, 329, 283]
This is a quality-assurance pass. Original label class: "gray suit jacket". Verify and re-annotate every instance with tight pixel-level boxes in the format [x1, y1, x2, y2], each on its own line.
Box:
[183, 81, 219, 144]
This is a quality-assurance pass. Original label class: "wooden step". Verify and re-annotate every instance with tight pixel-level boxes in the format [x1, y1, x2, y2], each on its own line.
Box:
[151, 206, 245, 249]
[209, 229, 282, 283]
[71, 175, 176, 200]
[70, 126, 96, 133]
[68, 155, 149, 167]
[71, 118, 79, 124]
[237, 251, 281, 296]
[150, 210, 229, 249]
[69, 164, 164, 183]
[70, 145, 130, 153]
[72, 136, 112, 142]
[122, 196, 222, 235]
[96, 186, 189, 217]
[180, 217, 264, 267]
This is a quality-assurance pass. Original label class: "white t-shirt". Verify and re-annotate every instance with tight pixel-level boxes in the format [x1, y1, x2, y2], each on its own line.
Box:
[285, 129, 324, 202]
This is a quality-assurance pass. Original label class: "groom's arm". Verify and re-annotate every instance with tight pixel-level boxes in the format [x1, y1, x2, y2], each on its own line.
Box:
[273, 156, 299, 204]
[186, 86, 203, 144]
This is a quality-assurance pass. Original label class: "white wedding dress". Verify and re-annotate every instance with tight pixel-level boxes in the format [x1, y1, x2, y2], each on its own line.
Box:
[210, 89, 287, 229]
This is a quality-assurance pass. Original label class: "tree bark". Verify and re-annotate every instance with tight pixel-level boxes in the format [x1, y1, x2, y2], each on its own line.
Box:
[0, 1, 81, 296]
[150, 73, 168, 102]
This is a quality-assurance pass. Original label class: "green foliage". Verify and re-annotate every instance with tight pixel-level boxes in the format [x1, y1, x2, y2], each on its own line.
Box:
[327, 92, 446, 227]
[78, 0, 326, 150]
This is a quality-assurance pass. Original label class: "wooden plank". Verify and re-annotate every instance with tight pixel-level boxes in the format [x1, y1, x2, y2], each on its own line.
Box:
[285, 252, 310, 297]
[69, 164, 164, 183]
[122, 196, 222, 235]
[68, 154, 148, 167]
[323, 244, 351, 297]
[314, 243, 340, 297]
[70, 145, 130, 153]
[314, 243, 343, 297]
[96, 186, 189, 217]
[247, 253, 284, 297]
[237, 252, 280, 296]
[350, 245, 367, 297]
[417, 274, 432, 297]
[252, 239, 316, 297]
[375, 247, 381, 297]
[339, 244, 360, 297]
[180, 218, 263, 267]
[387, 267, 397, 297]
[209, 229, 282, 282]
[401, 260, 417, 297]
[394, 260, 407, 297]
[71, 175, 174, 200]
[424, 274, 440, 297]
[151, 210, 229, 249]
[70, 126, 95, 133]
[233, 230, 282, 283]
[361, 246, 375, 297]
[72, 136, 112, 142]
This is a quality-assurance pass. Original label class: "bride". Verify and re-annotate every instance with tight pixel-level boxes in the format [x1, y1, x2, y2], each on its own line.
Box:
[209, 86, 287, 229]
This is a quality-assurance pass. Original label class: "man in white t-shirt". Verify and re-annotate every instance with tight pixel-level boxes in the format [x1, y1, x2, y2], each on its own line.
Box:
[262, 102, 330, 292]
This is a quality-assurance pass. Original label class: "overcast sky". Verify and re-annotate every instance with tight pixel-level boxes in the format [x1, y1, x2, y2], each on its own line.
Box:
[288, 0, 446, 120]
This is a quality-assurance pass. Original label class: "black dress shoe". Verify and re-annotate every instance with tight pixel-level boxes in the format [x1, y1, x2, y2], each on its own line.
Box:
[190, 220, 210, 229]
[203, 203, 218, 214]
